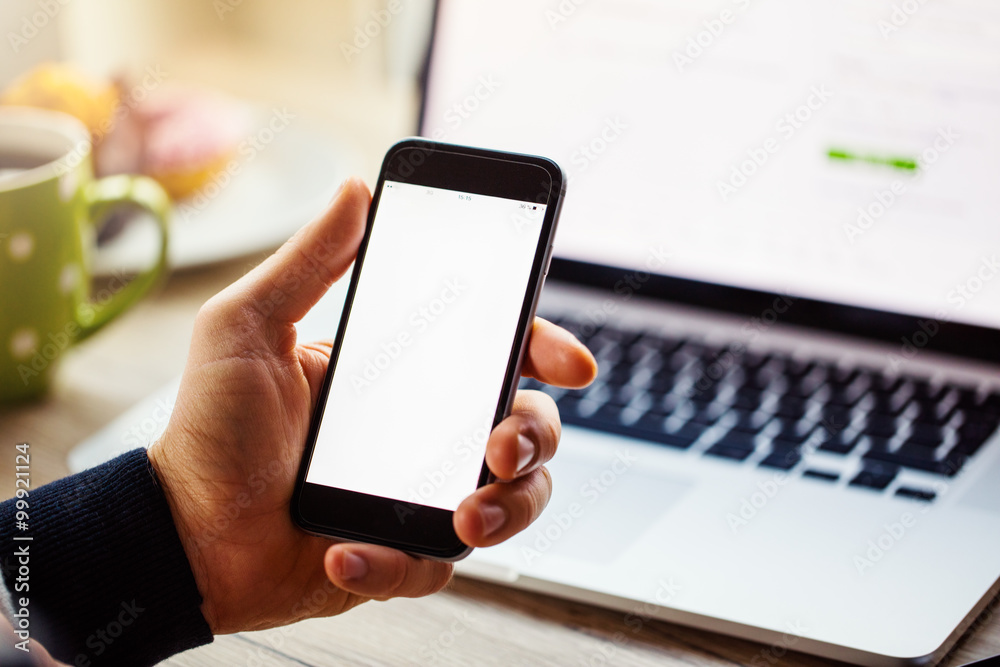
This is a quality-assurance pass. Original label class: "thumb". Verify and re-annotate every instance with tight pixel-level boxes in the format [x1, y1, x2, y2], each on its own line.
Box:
[240, 177, 369, 325]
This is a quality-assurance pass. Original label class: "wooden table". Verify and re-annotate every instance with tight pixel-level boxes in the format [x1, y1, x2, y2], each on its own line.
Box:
[2, 257, 999, 667]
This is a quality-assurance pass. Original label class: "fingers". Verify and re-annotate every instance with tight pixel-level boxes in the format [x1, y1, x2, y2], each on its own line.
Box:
[243, 177, 369, 325]
[324, 543, 454, 600]
[485, 390, 560, 480]
[522, 318, 597, 389]
[454, 468, 552, 547]
[454, 389, 560, 546]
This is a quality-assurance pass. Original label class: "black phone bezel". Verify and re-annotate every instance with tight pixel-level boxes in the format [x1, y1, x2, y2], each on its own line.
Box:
[291, 138, 565, 561]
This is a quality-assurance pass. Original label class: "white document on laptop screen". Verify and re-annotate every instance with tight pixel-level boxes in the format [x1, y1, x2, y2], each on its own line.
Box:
[422, 0, 1000, 330]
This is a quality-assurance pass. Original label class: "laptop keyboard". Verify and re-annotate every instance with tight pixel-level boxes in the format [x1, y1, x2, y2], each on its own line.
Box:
[520, 316, 1000, 502]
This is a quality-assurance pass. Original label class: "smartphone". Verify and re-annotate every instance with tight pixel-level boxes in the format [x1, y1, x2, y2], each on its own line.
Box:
[291, 139, 565, 560]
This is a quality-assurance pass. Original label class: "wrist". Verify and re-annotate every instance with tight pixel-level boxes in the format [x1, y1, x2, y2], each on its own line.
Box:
[147, 435, 220, 633]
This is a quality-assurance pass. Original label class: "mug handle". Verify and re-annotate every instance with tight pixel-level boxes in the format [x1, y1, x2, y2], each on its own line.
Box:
[75, 175, 171, 342]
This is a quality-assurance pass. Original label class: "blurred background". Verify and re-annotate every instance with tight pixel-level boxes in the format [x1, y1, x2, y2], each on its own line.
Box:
[1, 0, 434, 177]
[0, 0, 442, 279]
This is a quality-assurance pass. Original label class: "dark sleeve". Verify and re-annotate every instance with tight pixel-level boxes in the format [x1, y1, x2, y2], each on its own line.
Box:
[0, 448, 213, 666]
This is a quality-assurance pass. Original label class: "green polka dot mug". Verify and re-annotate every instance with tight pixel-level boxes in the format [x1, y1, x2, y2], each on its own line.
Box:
[0, 108, 170, 403]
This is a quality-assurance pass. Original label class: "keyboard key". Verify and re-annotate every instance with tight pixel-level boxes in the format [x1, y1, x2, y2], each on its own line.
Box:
[556, 394, 584, 418]
[582, 382, 611, 404]
[634, 409, 666, 431]
[911, 402, 956, 426]
[704, 428, 758, 461]
[560, 407, 703, 449]
[818, 406, 852, 432]
[850, 462, 899, 490]
[895, 487, 937, 502]
[785, 379, 819, 399]
[864, 438, 971, 477]
[958, 413, 1000, 441]
[683, 405, 714, 426]
[817, 430, 859, 455]
[603, 326, 643, 346]
[626, 339, 660, 364]
[896, 441, 941, 459]
[830, 367, 864, 388]
[826, 379, 868, 406]
[759, 446, 801, 470]
[802, 469, 839, 482]
[638, 333, 684, 353]
[980, 391, 1000, 413]
[741, 352, 772, 370]
[911, 380, 948, 403]
[592, 403, 627, 426]
[716, 429, 758, 450]
[784, 359, 815, 378]
[705, 442, 754, 461]
[665, 420, 708, 439]
[767, 419, 813, 445]
[906, 422, 946, 447]
[606, 383, 642, 407]
[658, 393, 689, 415]
[862, 437, 953, 475]
[939, 450, 969, 477]
[774, 396, 810, 419]
[862, 415, 899, 438]
[728, 408, 769, 433]
[759, 440, 802, 470]
[870, 374, 904, 394]
[952, 431, 992, 458]
[868, 392, 912, 416]
[647, 373, 678, 395]
[604, 363, 634, 387]
[687, 383, 721, 404]
[731, 391, 765, 412]
[561, 320, 601, 343]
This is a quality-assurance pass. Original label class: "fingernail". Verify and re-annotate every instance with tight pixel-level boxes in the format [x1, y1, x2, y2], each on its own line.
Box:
[479, 503, 507, 537]
[339, 551, 368, 581]
[516, 434, 536, 474]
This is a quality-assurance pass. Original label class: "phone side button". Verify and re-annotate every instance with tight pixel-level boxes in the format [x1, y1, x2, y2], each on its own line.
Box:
[543, 244, 554, 276]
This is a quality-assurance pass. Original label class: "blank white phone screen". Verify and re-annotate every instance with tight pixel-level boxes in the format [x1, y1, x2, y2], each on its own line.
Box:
[305, 180, 547, 511]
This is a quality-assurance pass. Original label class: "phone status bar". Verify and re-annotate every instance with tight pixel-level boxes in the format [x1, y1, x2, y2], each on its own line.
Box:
[382, 180, 546, 215]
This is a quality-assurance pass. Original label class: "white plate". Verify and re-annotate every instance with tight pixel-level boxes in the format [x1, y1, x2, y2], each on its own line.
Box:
[93, 121, 360, 276]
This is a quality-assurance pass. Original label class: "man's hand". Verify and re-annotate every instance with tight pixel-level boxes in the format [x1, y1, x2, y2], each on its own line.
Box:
[147, 178, 597, 634]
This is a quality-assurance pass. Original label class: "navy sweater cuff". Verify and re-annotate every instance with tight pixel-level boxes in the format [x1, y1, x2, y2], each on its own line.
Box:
[0, 448, 213, 666]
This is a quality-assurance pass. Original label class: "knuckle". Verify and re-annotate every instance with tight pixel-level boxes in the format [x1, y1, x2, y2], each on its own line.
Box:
[292, 238, 337, 288]
[533, 468, 553, 517]
[520, 397, 560, 454]
[540, 411, 561, 452]
[520, 470, 551, 524]
[420, 564, 454, 597]
[196, 287, 257, 332]
[384, 557, 411, 597]
[194, 293, 226, 328]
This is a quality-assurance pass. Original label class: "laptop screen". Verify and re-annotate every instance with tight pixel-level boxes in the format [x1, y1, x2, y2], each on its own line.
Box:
[420, 0, 1000, 332]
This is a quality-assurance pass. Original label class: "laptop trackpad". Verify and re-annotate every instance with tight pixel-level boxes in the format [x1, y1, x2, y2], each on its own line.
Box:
[958, 448, 1000, 516]
[528, 451, 693, 565]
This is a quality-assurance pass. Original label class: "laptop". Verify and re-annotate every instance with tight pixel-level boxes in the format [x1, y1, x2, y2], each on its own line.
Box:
[418, 0, 1000, 664]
